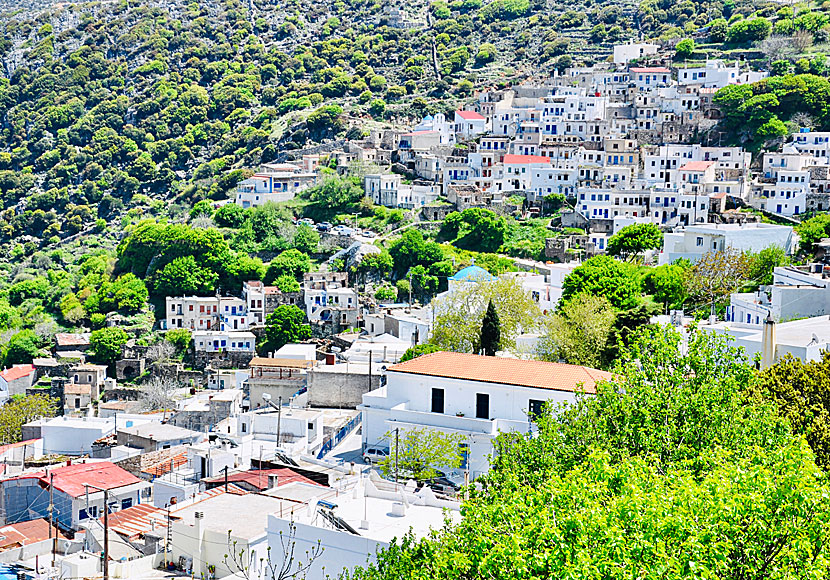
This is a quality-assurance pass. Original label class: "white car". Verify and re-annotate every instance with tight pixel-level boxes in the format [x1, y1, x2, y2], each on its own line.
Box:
[363, 447, 388, 464]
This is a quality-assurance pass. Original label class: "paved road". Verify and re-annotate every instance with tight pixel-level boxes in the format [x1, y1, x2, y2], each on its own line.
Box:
[323, 425, 366, 466]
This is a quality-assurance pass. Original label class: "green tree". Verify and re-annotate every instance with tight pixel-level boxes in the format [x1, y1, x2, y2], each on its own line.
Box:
[214, 204, 248, 228]
[264, 305, 311, 351]
[265, 249, 311, 283]
[675, 38, 695, 59]
[606, 223, 663, 260]
[709, 17, 729, 42]
[293, 225, 319, 254]
[439, 209, 508, 253]
[561, 255, 641, 310]
[758, 352, 830, 469]
[378, 427, 465, 481]
[431, 277, 540, 354]
[189, 200, 213, 220]
[479, 300, 501, 356]
[90, 327, 129, 366]
[685, 247, 754, 311]
[643, 263, 689, 309]
[307, 176, 363, 213]
[153, 255, 219, 296]
[273, 274, 300, 292]
[388, 230, 444, 277]
[399, 343, 441, 362]
[97, 273, 148, 313]
[4, 330, 42, 366]
[749, 245, 790, 286]
[0, 395, 56, 444]
[796, 213, 830, 254]
[537, 293, 616, 368]
[165, 328, 192, 353]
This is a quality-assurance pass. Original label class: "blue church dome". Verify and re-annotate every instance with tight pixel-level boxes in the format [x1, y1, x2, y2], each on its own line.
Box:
[450, 265, 496, 283]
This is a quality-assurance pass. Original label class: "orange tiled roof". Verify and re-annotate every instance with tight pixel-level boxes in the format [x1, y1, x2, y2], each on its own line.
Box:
[386, 351, 611, 393]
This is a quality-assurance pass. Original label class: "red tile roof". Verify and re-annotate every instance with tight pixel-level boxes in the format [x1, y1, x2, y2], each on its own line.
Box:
[455, 110, 485, 121]
[103, 504, 168, 540]
[0, 365, 34, 382]
[13, 462, 144, 498]
[0, 519, 67, 551]
[55, 333, 91, 347]
[142, 450, 188, 478]
[679, 160, 715, 171]
[202, 468, 321, 491]
[503, 154, 551, 165]
[386, 351, 611, 393]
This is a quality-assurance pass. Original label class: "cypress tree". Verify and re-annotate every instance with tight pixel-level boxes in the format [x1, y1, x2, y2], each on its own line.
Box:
[480, 299, 501, 356]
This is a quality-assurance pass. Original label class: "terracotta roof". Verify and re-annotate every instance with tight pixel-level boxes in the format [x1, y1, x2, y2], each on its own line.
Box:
[630, 67, 670, 73]
[249, 357, 314, 369]
[11, 462, 143, 498]
[103, 504, 168, 540]
[679, 160, 715, 171]
[142, 450, 188, 478]
[0, 519, 67, 551]
[456, 110, 485, 121]
[202, 468, 321, 491]
[386, 351, 611, 393]
[55, 333, 91, 347]
[0, 365, 34, 382]
[64, 384, 91, 396]
[503, 154, 551, 165]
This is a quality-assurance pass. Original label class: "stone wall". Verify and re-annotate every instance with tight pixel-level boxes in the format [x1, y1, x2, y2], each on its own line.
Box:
[306, 366, 383, 408]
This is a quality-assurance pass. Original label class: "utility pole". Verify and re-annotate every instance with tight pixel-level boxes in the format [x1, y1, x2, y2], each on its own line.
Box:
[223, 465, 228, 492]
[276, 396, 282, 445]
[394, 427, 399, 484]
[368, 350, 372, 391]
[86, 484, 110, 580]
[49, 472, 55, 568]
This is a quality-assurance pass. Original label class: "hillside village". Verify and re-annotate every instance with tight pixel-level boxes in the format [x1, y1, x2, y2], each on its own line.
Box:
[0, 33, 830, 580]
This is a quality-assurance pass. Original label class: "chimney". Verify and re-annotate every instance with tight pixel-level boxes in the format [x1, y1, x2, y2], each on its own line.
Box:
[193, 512, 204, 577]
[760, 312, 776, 370]
[268, 474, 280, 489]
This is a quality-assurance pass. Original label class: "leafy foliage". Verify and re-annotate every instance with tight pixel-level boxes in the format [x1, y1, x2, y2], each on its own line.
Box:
[378, 427, 465, 481]
[0, 395, 56, 445]
[264, 305, 311, 351]
[606, 222, 663, 260]
[90, 327, 129, 366]
[561, 255, 641, 310]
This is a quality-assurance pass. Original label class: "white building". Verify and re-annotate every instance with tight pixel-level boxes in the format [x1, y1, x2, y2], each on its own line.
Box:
[265, 476, 459, 578]
[359, 351, 611, 478]
[728, 265, 830, 325]
[454, 110, 488, 139]
[235, 163, 318, 208]
[192, 330, 256, 353]
[164, 296, 250, 331]
[659, 223, 795, 264]
[613, 42, 659, 64]
[701, 315, 830, 364]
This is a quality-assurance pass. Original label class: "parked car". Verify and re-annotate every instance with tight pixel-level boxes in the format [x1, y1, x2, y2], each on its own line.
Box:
[316, 222, 332, 232]
[362, 230, 377, 238]
[423, 474, 461, 495]
[298, 218, 314, 227]
[332, 226, 356, 236]
[363, 447, 389, 464]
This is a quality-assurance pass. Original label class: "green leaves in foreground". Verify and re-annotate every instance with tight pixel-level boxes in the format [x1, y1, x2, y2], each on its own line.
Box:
[343, 326, 829, 580]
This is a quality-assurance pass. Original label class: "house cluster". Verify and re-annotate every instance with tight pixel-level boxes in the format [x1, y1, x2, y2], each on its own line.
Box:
[0, 337, 622, 580]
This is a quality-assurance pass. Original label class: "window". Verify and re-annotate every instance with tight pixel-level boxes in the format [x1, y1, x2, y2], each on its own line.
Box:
[476, 393, 489, 419]
[431, 388, 445, 414]
[528, 399, 545, 419]
[121, 498, 133, 510]
[307, 422, 314, 430]
[696, 237, 703, 247]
